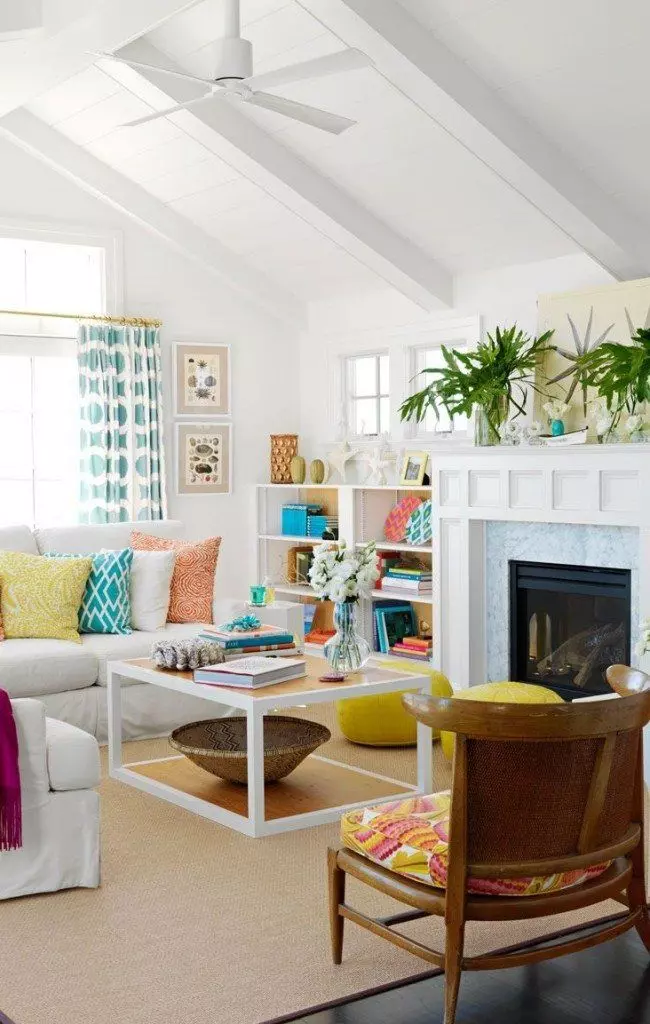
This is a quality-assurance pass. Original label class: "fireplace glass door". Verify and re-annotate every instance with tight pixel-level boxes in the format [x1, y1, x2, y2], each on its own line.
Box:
[509, 561, 631, 700]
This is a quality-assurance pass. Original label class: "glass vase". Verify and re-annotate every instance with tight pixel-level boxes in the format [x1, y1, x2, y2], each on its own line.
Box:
[473, 405, 502, 446]
[324, 601, 370, 675]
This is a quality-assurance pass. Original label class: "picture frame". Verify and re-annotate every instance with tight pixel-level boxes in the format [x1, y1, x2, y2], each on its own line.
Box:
[399, 450, 429, 486]
[374, 604, 418, 654]
[173, 342, 231, 417]
[175, 422, 232, 496]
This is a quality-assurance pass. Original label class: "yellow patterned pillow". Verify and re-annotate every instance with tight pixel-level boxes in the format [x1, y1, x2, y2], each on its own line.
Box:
[0, 551, 93, 643]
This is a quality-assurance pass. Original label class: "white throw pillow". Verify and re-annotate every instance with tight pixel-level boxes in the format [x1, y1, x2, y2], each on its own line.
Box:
[103, 549, 175, 631]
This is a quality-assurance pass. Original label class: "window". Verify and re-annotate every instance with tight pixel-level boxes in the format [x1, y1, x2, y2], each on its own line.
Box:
[0, 233, 108, 528]
[345, 353, 389, 437]
[412, 344, 469, 436]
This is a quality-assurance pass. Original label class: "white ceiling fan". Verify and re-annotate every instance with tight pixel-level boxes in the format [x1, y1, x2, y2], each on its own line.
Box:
[93, 0, 372, 134]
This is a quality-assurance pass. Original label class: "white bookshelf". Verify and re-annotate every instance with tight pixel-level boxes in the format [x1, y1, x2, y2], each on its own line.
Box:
[255, 483, 434, 666]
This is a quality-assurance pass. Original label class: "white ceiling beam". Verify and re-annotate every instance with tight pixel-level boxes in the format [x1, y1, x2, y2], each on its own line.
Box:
[299, 0, 650, 282]
[113, 39, 452, 311]
[0, 0, 202, 120]
[0, 109, 304, 327]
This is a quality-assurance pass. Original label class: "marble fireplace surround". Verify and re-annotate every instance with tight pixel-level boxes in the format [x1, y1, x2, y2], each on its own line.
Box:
[430, 445, 650, 690]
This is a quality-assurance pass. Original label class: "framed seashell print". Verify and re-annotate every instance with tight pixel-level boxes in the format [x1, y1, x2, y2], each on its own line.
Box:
[173, 342, 231, 417]
[175, 422, 232, 495]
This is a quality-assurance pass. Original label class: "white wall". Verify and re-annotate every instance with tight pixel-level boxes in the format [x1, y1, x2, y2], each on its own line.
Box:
[0, 136, 300, 598]
[299, 253, 615, 462]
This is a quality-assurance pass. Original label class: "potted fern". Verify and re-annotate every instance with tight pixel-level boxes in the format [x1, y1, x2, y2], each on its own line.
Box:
[399, 325, 553, 445]
[580, 327, 650, 440]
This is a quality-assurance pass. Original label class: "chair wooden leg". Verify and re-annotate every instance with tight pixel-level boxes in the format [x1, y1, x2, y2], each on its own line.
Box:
[443, 917, 465, 1024]
[328, 847, 346, 965]
[628, 842, 650, 953]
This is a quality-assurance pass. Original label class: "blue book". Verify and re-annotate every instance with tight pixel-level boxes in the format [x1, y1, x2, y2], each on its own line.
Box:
[198, 631, 294, 649]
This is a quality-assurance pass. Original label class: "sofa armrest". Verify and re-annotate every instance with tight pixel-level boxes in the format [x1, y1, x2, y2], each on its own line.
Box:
[10, 698, 49, 803]
[45, 718, 101, 792]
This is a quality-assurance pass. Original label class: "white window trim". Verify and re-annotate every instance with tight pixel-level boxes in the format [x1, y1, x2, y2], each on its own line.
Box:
[342, 349, 390, 441]
[0, 218, 123, 331]
[405, 315, 481, 444]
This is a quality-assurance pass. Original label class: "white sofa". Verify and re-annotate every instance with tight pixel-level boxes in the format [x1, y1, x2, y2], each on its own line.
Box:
[0, 520, 234, 742]
[0, 698, 101, 899]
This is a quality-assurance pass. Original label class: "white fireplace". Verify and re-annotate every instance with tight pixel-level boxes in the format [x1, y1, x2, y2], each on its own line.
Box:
[430, 444, 650, 692]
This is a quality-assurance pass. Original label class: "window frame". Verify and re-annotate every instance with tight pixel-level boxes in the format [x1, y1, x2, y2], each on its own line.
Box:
[343, 349, 390, 440]
[0, 221, 119, 528]
[406, 317, 481, 444]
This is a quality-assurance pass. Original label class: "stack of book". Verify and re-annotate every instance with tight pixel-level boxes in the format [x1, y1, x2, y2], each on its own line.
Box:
[304, 627, 336, 647]
[383, 566, 432, 594]
[390, 635, 433, 661]
[196, 623, 300, 660]
[194, 655, 307, 689]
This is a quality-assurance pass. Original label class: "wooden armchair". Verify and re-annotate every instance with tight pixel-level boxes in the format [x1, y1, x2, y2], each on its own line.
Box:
[328, 689, 650, 1024]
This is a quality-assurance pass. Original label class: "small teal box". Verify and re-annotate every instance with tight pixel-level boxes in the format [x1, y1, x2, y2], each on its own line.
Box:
[282, 504, 321, 536]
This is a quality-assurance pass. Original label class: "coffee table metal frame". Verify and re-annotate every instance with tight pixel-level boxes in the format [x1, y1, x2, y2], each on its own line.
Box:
[107, 658, 433, 838]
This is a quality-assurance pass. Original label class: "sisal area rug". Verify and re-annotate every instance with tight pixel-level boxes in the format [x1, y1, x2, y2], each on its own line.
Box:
[0, 706, 620, 1024]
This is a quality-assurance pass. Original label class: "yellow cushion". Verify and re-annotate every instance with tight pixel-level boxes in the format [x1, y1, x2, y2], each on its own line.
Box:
[0, 551, 93, 643]
[440, 681, 564, 760]
[341, 791, 608, 896]
[336, 662, 453, 747]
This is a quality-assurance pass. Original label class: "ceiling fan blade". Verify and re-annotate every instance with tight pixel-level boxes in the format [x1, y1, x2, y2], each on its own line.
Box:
[89, 51, 215, 88]
[123, 92, 215, 127]
[246, 91, 355, 133]
[244, 48, 372, 92]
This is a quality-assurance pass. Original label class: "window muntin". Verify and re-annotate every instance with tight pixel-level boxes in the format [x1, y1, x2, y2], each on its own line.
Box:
[346, 353, 389, 437]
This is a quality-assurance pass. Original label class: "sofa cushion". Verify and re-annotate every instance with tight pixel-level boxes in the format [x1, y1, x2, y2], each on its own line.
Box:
[34, 519, 184, 556]
[131, 532, 220, 623]
[0, 639, 98, 697]
[0, 525, 39, 555]
[341, 792, 610, 896]
[0, 551, 92, 643]
[81, 623, 204, 685]
[45, 549, 133, 635]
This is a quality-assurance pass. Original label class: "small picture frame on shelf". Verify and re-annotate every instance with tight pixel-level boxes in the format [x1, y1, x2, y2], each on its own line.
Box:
[174, 342, 231, 417]
[175, 422, 232, 495]
[399, 451, 429, 487]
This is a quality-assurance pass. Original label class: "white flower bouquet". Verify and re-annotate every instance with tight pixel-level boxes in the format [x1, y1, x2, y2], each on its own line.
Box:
[308, 540, 380, 603]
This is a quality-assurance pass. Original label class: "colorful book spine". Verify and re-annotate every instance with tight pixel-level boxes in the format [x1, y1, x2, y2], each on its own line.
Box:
[197, 632, 294, 649]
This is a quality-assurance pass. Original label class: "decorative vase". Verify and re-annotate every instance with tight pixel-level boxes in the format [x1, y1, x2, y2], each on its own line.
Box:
[324, 601, 370, 675]
[290, 455, 306, 484]
[270, 434, 298, 484]
[551, 419, 565, 436]
[474, 405, 502, 446]
[310, 458, 325, 484]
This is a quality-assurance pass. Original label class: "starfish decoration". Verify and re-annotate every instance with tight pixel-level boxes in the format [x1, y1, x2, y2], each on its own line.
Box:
[360, 445, 395, 486]
[625, 304, 650, 338]
[547, 306, 614, 416]
[326, 440, 361, 482]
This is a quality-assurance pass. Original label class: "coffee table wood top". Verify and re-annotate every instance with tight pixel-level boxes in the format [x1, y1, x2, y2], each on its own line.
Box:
[108, 656, 428, 711]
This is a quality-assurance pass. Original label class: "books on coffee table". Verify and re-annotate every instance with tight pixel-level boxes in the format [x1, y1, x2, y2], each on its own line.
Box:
[194, 656, 307, 689]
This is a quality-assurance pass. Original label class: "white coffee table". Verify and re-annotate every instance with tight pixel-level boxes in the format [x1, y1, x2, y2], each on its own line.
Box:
[107, 656, 434, 838]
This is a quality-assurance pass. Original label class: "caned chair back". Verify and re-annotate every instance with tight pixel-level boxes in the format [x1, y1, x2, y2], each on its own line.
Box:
[403, 690, 650, 872]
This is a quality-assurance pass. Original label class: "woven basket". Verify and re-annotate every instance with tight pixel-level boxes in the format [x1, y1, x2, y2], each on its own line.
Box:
[169, 716, 331, 784]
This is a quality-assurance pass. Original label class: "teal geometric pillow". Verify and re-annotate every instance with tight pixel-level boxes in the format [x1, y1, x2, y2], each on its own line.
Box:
[44, 549, 133, 635]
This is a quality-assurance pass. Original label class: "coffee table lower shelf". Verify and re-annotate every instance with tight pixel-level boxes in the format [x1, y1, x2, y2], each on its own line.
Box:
[119, 753, 418, 837]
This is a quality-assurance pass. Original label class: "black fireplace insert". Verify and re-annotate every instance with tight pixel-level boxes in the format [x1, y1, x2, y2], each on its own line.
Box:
[509, 560, 631, 700]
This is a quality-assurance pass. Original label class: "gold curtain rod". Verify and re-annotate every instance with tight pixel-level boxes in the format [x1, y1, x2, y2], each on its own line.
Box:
[0, 308, 162, 328]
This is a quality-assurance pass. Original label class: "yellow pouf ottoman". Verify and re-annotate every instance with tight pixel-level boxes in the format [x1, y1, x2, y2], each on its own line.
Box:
[336, 661, 453, 747]
[440, 681, 564, 760]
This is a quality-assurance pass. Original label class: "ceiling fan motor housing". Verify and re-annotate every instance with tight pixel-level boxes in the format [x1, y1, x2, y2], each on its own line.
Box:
[212, 37, 253, 82]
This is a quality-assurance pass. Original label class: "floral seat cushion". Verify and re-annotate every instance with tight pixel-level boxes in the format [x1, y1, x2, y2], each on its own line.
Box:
[341, 792, 609, 897]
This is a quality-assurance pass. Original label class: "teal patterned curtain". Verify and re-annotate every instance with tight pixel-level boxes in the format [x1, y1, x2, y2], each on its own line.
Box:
[78, 323, 167, 523]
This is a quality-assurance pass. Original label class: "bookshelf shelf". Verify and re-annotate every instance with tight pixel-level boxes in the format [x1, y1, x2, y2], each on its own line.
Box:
[255, 482, 434, 666]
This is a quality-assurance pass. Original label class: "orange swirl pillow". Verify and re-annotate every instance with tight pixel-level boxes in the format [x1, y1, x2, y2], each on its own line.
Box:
[130, 532, 221, 624]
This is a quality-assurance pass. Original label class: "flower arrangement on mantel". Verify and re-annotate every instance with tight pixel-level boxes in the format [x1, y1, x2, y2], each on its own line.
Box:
[308, 540, 379, 603]
[399, 324, 553, 446]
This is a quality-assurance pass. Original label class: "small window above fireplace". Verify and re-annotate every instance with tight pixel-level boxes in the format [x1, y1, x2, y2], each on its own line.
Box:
[509, 560, 631, 700]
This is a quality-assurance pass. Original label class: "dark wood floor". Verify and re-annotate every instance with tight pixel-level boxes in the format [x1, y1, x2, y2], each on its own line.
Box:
[283, 929, 650, 1024]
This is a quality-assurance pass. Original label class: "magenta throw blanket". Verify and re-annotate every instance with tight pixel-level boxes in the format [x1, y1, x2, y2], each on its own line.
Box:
[0, 690, 21, 850]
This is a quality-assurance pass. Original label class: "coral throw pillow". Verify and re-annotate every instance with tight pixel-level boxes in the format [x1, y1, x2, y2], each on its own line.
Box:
[130, 532, 221, 624]
[0, 551, 92, 643]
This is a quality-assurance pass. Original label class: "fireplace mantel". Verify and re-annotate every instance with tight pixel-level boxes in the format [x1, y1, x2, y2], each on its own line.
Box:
[430, 443, 650, 692]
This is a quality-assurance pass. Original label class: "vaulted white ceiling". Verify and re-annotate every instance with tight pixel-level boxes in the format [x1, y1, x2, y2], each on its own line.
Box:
[0, 0, 646, 316]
